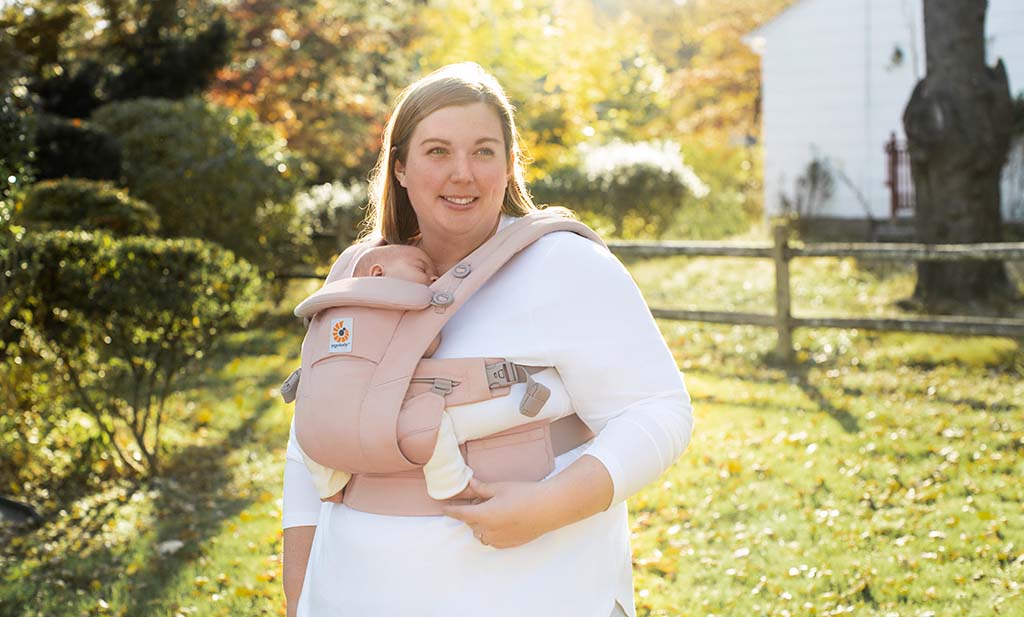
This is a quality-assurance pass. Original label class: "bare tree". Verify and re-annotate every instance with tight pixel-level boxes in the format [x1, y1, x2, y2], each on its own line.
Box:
[902, 0, 1015, 307]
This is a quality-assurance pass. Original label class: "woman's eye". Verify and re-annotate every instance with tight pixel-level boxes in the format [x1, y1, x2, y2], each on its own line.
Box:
[428, 147, 447, 155]
[476, 148, 495, 156]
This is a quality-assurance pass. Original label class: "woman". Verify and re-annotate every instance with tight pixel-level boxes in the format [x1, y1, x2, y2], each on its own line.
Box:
[282, 62, 694, 617]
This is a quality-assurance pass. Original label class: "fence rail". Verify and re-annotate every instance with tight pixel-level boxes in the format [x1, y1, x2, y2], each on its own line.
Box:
[608, 224, 1024, 362]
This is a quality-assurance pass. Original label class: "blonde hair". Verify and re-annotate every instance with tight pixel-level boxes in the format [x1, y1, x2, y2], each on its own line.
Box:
[363, 63, 540, 244]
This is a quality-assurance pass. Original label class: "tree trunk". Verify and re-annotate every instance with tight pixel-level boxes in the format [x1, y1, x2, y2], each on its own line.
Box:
[902, 0, 1015, 308]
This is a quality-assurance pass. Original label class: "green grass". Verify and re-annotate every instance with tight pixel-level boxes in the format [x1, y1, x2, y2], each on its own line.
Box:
[629, 253, 1024, 616]
[2, 254, 1023, 616]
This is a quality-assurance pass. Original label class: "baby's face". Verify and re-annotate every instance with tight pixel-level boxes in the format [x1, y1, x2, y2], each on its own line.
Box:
[377, 246, 438, 286]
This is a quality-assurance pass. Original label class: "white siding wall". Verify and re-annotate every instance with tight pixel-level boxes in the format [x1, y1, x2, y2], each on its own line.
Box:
[761, 0, 872, 221]
[989, 1, 1024, 221]
[757, 0, 1024, 222]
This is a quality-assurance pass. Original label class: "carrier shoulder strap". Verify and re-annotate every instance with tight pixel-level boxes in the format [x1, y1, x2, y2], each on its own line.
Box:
[370, 210, 605, 387]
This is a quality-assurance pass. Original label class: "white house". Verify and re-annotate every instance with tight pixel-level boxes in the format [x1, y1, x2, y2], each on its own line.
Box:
[746, 0, 1024, 237]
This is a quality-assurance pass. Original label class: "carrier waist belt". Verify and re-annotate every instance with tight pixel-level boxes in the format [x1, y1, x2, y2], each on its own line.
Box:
[341, 414, 595, 516]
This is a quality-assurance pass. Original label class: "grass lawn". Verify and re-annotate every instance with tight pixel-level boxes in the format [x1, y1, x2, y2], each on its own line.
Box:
[1, 249, 1022, 616]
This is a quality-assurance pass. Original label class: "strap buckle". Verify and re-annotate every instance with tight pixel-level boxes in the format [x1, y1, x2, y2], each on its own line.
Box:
[280, 368, 301, 403]
[410, 377, 458, 395]
[486, 360, 522, 389]
[431, 378, 455, 395]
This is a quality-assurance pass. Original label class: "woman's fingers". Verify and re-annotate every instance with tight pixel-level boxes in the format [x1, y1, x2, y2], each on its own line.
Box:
[466, 477, 496, 499]
[441, 503, 476, 523]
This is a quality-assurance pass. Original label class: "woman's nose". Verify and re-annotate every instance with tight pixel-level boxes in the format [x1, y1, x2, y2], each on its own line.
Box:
[450, 155, 472, 182]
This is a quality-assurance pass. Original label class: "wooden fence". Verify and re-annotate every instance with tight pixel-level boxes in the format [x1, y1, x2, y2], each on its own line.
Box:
[609, 224, 1024, 363]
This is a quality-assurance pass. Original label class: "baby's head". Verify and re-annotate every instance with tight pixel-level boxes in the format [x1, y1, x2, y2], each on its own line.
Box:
[353, 244, 438, 286]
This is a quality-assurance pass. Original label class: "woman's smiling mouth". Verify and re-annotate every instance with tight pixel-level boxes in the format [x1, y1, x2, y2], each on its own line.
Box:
[442, 196, 477, 206]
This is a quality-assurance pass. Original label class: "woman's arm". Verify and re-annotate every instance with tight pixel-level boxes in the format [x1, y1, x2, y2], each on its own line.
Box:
[281, 417, 324, 612]
[530, 233, 695, 506]
[444, 232, 694, 544]
[283, 526, 316, 616]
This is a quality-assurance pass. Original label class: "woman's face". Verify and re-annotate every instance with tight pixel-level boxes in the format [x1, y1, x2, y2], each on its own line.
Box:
[394, 102, 508, 248]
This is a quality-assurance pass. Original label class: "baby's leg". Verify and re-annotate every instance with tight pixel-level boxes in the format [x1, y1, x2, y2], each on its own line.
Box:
[422, 411, 473, 500]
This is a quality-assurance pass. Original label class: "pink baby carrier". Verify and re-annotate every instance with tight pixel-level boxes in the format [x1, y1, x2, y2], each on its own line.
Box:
[281, 210, 605, 515]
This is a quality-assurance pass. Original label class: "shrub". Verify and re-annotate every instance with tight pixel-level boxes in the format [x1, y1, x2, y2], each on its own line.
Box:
[20, 178, 160, 236]
[32, 114, 122, 181]
[91, 97, 312, 273]
[1, 93, 33, 299]
[672, 142, 764, 239]
[293, 180, 368, 263]
[2, 230, 261, 477]
[533, 140, 709, 238]
[1, 94, 34, 210]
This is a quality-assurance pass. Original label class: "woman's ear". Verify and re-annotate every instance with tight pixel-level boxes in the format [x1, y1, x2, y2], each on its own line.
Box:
[370, 264, 385, 277]
[394, 158, 407, 187]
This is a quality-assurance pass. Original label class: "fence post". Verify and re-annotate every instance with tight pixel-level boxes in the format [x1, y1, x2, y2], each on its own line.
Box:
[772, 222, 794, 364]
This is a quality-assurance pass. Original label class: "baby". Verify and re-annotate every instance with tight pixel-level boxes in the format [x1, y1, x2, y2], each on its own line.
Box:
[297, 244, 572, 504]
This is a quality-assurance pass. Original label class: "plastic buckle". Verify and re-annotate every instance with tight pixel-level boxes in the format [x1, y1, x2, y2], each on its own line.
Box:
[280, 368, 302, 403]
[431, 378, 455, 395]
[519, 381, 551, 417]
[486, 360, 520, 389]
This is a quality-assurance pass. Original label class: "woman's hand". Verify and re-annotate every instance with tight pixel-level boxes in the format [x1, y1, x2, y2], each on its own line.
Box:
[443, 455, 614, 549]
[441, 477, 559, 548]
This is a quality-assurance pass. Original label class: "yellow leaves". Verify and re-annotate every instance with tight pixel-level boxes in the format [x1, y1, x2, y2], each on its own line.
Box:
[195, 408, 213, 426]
[256, 569, 277, 583]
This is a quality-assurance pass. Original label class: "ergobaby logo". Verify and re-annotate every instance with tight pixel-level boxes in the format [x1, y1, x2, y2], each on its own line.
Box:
[329, 317, 353, 353]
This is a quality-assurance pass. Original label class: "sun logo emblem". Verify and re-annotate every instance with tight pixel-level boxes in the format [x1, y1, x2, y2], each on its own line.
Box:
[332, 321, 350, 343]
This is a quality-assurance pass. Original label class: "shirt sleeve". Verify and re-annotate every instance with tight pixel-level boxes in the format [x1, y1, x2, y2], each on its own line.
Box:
[528, 232, 695, 506]
[282, 415, 322, 529]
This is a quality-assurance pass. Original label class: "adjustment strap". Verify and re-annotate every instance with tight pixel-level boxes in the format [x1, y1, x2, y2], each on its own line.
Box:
[484, 361, 553, 418]
[485, 361, 545, 388]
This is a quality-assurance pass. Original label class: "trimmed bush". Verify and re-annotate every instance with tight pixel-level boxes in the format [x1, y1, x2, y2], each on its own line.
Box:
[293, 180, 367, 262]
[20, 178, 160, 236]
[91, 97, 311, 273]
[533, 140, 709, 238]
[32, 114, 122, 181]
[2, 230, 261, 476]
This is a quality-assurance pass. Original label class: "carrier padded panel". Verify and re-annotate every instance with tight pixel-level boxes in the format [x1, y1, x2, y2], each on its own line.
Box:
[295, 277, 434, 318]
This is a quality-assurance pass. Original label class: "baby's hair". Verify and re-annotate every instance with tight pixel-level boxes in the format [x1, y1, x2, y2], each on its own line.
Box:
[352, 247, 388, 278]
[352, 244, 424, 278]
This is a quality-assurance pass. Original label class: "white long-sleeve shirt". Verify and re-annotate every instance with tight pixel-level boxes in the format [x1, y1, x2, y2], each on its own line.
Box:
[283, 217, 694, 617]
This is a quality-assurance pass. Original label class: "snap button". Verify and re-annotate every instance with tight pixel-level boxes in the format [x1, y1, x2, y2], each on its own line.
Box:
[431, 292, 454, 306]
[453, 263, 471, 278]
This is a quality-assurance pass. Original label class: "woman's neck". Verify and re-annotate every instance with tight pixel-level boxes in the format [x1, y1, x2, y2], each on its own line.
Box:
[418, 215, 502, 276]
